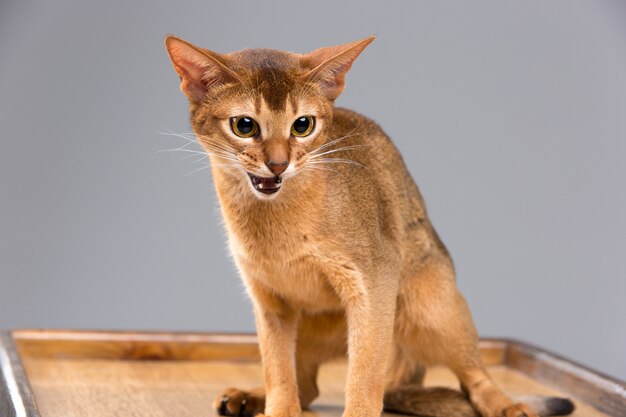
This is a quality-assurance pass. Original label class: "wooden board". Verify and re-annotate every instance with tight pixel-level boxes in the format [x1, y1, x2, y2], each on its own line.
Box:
[1, 330, 625, 417]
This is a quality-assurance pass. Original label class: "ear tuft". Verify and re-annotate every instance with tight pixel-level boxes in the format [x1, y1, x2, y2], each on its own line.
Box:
[300, 35, 376, 101]
[164, 35, 238, 101]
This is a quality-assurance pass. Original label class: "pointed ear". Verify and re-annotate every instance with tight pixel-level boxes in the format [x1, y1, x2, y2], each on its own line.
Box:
[300, 35, 376, 101]
[164, 35, 239, 101]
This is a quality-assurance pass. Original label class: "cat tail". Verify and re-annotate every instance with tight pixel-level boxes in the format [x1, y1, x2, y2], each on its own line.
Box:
[384, 386, 478, 417]
[514, 395, 576, 416]
[383, 385, 575, 417]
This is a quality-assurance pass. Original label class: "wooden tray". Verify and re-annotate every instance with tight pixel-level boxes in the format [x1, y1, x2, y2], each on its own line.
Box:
[1, 330, 625, 417]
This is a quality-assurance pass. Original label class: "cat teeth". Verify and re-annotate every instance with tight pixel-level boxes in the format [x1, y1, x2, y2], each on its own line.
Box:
[247, 172, 282, 195]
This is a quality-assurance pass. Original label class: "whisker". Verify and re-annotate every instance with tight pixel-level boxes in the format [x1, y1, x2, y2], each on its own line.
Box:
[309, 128, 366, 156]
[158, 129, 244, 176]
[309, 158, 366, 169]
[186, 162, 239, 176]
[185, 165, 210, 176]
[301, 165, 340, 175]
[160, 146, 240, 164]
[195, 133, 236, 150]
[157, 148, 208, 156]
[203, 144, 238, 158]
[158, 130, 237, 157]
[207, 155, 241, 164]
[157, 130, 200, 145]
[310, 144, 369, 159]
[182, 154, 210, 163]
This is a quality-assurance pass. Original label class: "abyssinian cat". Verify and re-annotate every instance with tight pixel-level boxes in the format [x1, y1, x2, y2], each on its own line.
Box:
[164, 35, 574, 417]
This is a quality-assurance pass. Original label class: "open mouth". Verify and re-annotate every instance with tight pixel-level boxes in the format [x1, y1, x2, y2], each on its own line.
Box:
[248, 173, 282, 194]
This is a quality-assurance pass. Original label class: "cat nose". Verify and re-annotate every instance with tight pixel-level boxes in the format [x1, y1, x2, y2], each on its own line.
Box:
[267, 160, 289, 176]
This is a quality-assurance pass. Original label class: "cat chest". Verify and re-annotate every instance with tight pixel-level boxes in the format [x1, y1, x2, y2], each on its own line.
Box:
[229, 234, 342, 312]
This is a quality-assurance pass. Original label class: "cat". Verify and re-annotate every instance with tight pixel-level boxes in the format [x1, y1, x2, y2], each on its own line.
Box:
[164, 35, 575, 417]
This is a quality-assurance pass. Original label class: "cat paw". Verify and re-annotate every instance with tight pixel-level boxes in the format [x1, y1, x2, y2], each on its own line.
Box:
[213, 387, 266, 417]
[500, 403, 538, 417]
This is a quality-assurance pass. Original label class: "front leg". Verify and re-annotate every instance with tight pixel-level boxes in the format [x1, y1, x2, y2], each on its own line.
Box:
[246, 277, 301, 417]
[329, 267, 398, 417]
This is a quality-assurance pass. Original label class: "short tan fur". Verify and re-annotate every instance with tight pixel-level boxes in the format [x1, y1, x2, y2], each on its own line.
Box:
[164, 35, 574, 417]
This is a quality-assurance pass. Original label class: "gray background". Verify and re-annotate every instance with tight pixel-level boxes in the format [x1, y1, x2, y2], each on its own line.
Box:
[1, 1, 625, 380]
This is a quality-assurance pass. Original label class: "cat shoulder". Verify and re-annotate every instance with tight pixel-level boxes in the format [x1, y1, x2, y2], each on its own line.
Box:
[331, 107, 385, 137]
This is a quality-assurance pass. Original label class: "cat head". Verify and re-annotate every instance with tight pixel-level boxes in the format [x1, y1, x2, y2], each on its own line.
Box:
[165, 35, 374, 199]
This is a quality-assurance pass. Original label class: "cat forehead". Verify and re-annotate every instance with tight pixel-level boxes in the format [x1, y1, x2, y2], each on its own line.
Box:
[225, 49, 308, 111]
[226, 48, 302, 72]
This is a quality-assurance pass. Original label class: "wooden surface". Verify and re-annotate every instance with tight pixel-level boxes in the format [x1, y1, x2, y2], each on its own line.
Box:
[20, 358, 609, 417]
[2, 330, 625, 417]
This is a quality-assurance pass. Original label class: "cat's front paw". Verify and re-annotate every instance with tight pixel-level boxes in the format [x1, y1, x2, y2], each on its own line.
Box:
[214, 387, 265, 416]
[499, 403, 538, 417]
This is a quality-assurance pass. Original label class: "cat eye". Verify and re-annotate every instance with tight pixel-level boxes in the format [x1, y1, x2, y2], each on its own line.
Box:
[231, 116, 259, 138]
[291, 116, 315, 137]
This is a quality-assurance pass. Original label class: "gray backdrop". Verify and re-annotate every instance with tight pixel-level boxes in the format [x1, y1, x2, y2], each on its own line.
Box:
[1, 1, 625, 380]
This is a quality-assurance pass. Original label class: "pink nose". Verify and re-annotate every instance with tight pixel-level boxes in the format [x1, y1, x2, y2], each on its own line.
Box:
[267, 160, 289, 176]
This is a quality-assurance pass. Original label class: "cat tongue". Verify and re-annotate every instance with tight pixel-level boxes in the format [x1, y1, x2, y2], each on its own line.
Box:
[258, 176, 280, 189]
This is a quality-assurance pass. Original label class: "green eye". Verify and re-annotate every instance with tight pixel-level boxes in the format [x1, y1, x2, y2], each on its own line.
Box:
[291, 115, 315, 137]
[231, 116, 259, 138]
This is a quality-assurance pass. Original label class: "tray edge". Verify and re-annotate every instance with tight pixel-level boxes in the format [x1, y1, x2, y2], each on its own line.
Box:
[0, 332, 40, 417]
[501, 337, 626, 416]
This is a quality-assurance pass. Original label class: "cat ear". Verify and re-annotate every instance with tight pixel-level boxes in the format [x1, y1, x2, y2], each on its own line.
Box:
[300, 35, 376, 101]
[164, 35, 239, 101]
